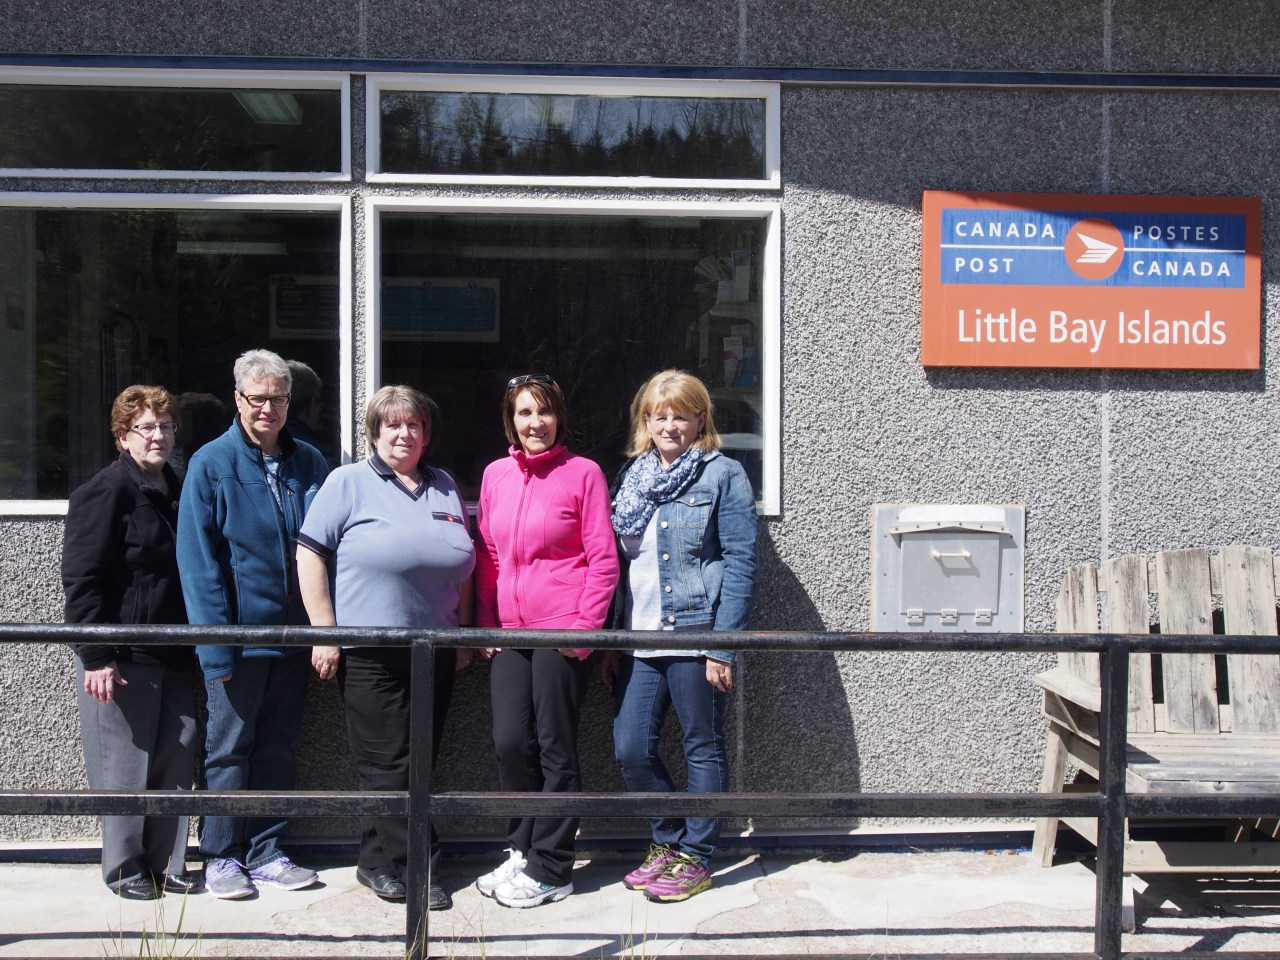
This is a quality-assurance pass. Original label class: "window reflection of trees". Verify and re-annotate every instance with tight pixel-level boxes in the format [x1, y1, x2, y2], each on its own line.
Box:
[380, 92, 765, 179]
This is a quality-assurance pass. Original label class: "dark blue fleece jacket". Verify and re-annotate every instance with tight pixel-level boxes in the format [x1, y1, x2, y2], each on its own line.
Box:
[177, 419, 329, 680]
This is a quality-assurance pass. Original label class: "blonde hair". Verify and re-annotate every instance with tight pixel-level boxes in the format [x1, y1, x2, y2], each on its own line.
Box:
[625, 369, 721, 458]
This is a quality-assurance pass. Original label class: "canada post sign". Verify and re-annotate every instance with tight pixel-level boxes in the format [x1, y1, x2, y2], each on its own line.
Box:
[922, 192, 1262, 369]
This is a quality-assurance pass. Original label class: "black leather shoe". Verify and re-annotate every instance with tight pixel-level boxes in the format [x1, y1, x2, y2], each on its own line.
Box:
[356, 866, 406, 901]
[154, 872, 205, 895]
[428, 882, 451, 911]
[113, 876, 162, 901]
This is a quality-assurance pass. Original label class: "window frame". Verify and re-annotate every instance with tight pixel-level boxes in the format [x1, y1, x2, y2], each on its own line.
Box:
[366, 196, 781, 514]
[366, 74, 780, 191]
[0, 67, 352, 181]
[0, 191, 354, 517]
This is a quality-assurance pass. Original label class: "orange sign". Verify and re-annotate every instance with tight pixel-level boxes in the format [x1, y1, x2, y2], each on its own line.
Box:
[921, 192, 1262, 369]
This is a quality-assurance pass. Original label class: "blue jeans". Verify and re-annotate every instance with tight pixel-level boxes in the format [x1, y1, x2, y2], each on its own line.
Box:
[199, 654, 309, 869]
[612, 654, 728, 865]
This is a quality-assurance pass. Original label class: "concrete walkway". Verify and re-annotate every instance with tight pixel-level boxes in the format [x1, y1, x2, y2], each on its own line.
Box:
[2, 848, 1279, 957]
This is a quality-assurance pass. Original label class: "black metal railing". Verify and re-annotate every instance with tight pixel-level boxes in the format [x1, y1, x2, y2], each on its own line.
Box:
[1, 622, 1278, 960]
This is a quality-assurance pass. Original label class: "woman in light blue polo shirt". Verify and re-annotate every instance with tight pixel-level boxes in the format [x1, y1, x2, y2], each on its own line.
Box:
[296, 385, 475, 911]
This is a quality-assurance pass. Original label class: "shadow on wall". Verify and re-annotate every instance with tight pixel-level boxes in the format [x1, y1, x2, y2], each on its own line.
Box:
[286, 527, 863, 846]
[430, 639, 727, 844]
[291, 674, 360, 841]
[742, 528, 862, 834]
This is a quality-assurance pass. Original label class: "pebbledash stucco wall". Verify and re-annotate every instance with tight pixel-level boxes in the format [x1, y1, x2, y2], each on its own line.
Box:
[3, 1, 1280, 845]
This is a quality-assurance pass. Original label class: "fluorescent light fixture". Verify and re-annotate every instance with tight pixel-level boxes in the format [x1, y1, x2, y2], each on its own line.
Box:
[176, 241, 288, 255]
[233, 91, 303, 125]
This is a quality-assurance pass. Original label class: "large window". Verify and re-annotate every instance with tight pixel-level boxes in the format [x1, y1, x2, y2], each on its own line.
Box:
[369, 77, 779, 189]
[0, 197, 348, 503]
[0, 69, 348, 179]
[0, 71, 782, 515]
[369, 200, 780, 511]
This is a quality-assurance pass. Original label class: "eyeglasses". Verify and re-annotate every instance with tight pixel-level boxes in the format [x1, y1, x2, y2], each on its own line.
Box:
[129, 421, 177, 438]
[506, 374, 557, 389]
[238, 392, 291, 409]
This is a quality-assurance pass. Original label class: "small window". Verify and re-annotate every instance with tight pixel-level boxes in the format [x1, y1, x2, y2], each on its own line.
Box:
[370, 76, 779, 189]
[368, 199, 780, 513]
[0, 197, 349, 504]
[0, 69, 348, 179]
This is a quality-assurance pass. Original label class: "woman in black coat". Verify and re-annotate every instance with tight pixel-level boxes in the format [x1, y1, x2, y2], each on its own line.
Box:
[62, 385, 201, 900]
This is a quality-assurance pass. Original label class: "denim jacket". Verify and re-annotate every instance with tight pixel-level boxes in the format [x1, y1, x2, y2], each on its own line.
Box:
[622, 451, 758, 664]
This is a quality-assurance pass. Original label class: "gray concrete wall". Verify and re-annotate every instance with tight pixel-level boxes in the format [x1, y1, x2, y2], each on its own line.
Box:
[4, 1, 1279, 74]
[3, 1, 1280, 844]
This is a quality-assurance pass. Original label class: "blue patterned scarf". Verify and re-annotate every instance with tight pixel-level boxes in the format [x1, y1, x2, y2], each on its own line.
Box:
[612, 447, 712, 538]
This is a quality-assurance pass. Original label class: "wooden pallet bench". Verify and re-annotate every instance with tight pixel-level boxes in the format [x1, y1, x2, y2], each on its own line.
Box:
[1032, 545, 1280, 929]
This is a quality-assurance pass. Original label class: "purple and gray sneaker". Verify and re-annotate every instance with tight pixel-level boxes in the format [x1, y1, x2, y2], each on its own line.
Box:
[643, 852, 712, 902]
[623, 843, 678, 891]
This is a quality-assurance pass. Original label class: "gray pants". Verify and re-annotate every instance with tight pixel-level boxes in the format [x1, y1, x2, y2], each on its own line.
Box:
[76, 659, 198, 889]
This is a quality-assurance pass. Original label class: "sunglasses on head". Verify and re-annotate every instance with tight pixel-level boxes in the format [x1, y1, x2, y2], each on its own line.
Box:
[506, 373, 557, 389]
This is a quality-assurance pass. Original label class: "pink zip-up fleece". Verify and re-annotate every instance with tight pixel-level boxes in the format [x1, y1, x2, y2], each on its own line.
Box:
[475, 444, 619, 655]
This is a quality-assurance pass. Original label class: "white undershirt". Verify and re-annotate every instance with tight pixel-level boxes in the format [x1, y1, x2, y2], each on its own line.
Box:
[622, 511, 701, 658]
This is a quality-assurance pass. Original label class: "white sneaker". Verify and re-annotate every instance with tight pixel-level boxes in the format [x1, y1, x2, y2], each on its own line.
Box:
[475, 848, 526, 898]
[492, 870, 573, 908]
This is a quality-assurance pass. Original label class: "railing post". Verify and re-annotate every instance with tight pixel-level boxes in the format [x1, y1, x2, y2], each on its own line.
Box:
[1094, 637, 1130, 960]
[406, 636, 437, 960]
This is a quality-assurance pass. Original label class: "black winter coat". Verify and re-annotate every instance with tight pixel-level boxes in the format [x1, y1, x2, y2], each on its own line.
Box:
[61, 452, 192, 671]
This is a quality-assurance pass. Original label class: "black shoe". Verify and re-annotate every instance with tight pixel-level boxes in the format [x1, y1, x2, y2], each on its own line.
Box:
[428, 882, 452, 911]
[113, 876, 162, 901]
[154, 872, 204, 895]
[356, 866, 406, 901]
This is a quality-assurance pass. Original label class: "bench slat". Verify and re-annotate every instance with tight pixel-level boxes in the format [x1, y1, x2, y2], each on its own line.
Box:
[1129, 773, 1280, 792]
[1220, 544, 1280, 734]
[1104, 554, 1155, 733]
[1157, 548, 1220, 734]
[1129, 750, 1280, 772]
[1035, 667, 1103, 713]
[1129, 733, 1280, 750]
[1057, 561, 1099, 682]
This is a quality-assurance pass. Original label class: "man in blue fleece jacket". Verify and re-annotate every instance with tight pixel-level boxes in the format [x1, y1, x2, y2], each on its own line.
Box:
[177, 349, 329, 900]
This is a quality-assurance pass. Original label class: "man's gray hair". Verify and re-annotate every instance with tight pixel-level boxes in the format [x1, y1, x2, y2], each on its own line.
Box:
[233, 349, 291, 393]
[286, 360, 322, 406]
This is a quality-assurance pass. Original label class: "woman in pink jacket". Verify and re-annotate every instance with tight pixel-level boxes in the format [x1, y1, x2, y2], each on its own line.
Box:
[473, 373, 619, 909]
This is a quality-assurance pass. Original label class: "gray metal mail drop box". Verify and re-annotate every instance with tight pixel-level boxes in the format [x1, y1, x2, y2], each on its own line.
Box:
[871, 504, 1025, 632]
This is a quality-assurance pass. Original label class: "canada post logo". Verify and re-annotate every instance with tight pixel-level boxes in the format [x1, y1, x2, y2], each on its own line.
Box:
[940, 209, 1246, 288]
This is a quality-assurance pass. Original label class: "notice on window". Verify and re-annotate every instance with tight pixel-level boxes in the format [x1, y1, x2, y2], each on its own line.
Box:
[921, 191, 1262, 369]
[269, 275, 339, 340]
[382, 277, 500, 342]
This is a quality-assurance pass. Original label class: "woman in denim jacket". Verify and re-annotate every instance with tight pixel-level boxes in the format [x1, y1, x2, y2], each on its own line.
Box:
[605, 369, 757, 903]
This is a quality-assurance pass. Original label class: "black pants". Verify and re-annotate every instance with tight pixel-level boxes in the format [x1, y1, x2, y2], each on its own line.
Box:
[489, 648, 591, 887]
[337, 646, 455, 880]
